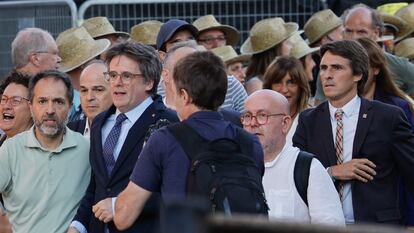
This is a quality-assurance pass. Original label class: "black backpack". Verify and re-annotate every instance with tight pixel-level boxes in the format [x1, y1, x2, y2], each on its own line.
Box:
[293, 151, 314, 206]
[167, 122, 269, 216]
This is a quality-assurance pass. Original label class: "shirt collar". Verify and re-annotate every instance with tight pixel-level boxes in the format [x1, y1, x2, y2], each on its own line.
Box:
[114, 96, 154, 123]
[25, 126, 78, 153]
[83, 117, 90, 138]
[328, 95, 361, 121]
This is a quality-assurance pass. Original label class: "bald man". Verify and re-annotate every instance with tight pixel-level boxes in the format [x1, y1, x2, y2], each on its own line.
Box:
[243, 90, 344, 225]
[68, 60, 112, 137]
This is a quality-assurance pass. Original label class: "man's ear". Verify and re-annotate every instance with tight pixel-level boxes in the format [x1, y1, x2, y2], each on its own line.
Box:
[281, 115, 292, 134]
[180, 88, 192, 105]
[158, 51, 166, 61]
[162, 68, 170, 84]
[29, 53, 40, 67]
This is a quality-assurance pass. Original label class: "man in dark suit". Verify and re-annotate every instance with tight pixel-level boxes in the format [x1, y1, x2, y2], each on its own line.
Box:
[68, 41, 178, 233]
[68, 60, 113, 137]
[293, 40, 414, 225]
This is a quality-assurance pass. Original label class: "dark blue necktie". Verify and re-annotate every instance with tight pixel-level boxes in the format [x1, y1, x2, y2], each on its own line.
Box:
[102, 113, 127, 175]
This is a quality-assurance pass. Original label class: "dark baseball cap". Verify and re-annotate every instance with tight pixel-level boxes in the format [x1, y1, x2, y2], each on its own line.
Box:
[156, 19, 198, 51]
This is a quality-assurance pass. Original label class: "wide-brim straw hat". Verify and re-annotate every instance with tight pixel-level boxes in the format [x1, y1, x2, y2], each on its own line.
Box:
[395, 4, 414, 42]
[288, 33, 319, 60]
[82, 16, 130, 39]
[211, 45, 250, 65]
[130, 20, 163, 46]
[57, 26, 111, 73]
[394, 38, 414, 60]
[304, 9, 342, 45]
[381, 13, 412, 43]
[240, 17, 298, 55]
[193, 15, 240, 46]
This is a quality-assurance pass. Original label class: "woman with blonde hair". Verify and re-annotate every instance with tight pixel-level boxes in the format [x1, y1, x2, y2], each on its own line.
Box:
[263, 56, 310, 144]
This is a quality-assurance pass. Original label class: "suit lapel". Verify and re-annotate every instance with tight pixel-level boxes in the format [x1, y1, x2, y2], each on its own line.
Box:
[352, 98, 373, 158]
[317, 102, 338, 166]
[110, 102, 159, 177]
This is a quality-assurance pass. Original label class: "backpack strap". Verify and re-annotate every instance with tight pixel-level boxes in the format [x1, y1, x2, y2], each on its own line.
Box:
[167, 122, 207, 160]
[293, 151, 314, 206]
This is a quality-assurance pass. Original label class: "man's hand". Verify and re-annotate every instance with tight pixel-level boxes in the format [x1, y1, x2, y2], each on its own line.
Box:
[0, 214, 12, 233]
[92, 198, 113, 223]
[331, 158, 376, 182]
[67, 226, 80, 233]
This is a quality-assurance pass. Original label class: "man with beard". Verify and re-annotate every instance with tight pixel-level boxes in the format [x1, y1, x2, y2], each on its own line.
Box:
[0, 70, 91, 233]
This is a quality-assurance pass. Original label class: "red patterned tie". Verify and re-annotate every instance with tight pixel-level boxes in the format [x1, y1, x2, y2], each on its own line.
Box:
[335, 109, 344, 201]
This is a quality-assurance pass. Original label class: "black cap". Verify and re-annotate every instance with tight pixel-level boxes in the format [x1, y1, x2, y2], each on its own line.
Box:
[156, 19, 198, 51]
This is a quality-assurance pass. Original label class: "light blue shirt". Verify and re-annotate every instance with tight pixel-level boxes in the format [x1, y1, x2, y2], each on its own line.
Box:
[328, 95, 361, 224]
[71, 96, 153, 233]
[101, 96, 153, 161]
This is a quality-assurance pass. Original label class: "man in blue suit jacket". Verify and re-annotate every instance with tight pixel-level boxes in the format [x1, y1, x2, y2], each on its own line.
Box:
[68, 41, 178, 233]
[293, 40, 414, 225]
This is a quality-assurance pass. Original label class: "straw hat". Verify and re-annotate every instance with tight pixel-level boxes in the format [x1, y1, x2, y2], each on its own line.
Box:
[395, 4, 414, 42]
[288, 33, 319, 60]
[211, 45, 250, 66]
[381, 13, 409, 42]
[130, 20, 163, 46]
[240, 17, 298, 55]
[82, 16, 129, 39]
[304, 9, 342, 45]
[57, 26, 110, 73]
[192, 15, 240, 46]
[394, 38, 414, 60]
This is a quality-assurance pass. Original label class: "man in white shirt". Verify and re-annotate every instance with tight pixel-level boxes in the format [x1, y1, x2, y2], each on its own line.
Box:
[243, 89, 345, 225]
[293, 40, 414, 224]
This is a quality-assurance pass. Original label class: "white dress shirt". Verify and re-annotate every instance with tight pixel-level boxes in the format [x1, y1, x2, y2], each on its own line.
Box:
[328, 94, 361, 224]
[263, 144, 345, 225]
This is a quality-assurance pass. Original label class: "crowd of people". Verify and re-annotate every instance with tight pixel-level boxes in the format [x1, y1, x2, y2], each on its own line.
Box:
[1, 2, 414, 233]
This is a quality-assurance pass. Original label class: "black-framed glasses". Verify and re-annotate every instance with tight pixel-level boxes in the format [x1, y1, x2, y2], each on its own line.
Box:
[198, 36, 226, 45]
[0, 95, 29, 106]
[103, 71, 145, 83]
[240, 112, 286, 125]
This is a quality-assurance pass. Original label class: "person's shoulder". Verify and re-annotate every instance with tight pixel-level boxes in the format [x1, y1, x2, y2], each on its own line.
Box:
[66, 127, 89, 145]
[299, 103, 325, 118]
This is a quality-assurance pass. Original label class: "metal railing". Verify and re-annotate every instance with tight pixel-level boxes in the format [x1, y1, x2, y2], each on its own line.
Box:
[0, 0, 77, 77]
[78, 0, 326, 49]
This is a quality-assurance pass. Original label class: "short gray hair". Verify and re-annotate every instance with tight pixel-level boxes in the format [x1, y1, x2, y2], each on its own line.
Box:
[11, 28, 54, 69]
[163, 40, 199, 69]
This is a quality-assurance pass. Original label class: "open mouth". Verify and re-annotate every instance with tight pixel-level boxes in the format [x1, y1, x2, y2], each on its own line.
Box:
[2, 113, 15, 121]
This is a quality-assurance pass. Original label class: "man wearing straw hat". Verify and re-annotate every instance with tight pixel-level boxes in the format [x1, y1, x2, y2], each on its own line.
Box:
[82, 16, 130, 45]
[57, 26, 111, 122]
[11, 27, 61, 76]
[211, 45, 250, 84]
[130, 20, 163, 48]
[193, 15, 240, 50]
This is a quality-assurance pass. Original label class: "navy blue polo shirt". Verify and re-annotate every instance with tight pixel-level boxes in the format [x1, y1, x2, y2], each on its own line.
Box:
[130, 111, 264, 203]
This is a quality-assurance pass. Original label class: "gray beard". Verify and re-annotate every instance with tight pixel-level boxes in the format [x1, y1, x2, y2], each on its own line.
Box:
[32, 114, 68, 138]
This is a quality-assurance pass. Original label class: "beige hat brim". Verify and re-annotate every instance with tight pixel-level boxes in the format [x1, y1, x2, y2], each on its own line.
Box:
[59, 39, 111, 73]
[226, 54, 251, 65]
[240, 23, 298, 55]
[198, 25, 240, 46]
[294, 47, 320, 60]
[395, 25, 414, 42]
[93, 31, 130, 39]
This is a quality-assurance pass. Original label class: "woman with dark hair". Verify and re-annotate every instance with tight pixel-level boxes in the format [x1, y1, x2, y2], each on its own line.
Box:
[241, 17, 298, 95]
[357, 37, 414, 227]
[262, 56, 311, 144]
[357, 37, 414, 126]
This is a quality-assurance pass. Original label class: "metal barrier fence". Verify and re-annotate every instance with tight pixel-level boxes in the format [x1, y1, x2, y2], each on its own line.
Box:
[79, 0, 327, 49]
[0, 0, 77, 77]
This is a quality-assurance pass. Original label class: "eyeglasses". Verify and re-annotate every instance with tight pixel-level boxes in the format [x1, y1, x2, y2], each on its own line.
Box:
[198, 36, 226, 45]
[34, 50, 59, 56]
[0, 95, 29, 106]
[240, 112, 285, 125]
[103, 71, 145, 83]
